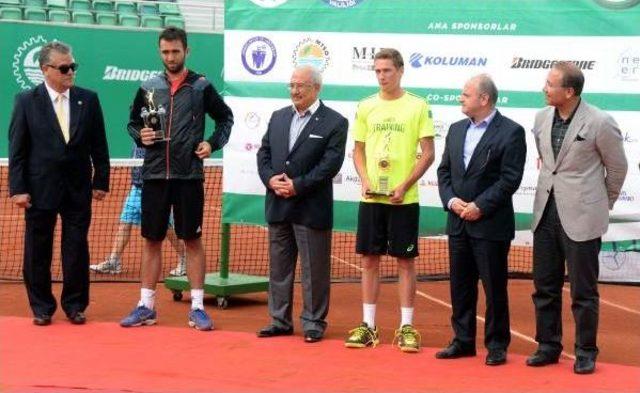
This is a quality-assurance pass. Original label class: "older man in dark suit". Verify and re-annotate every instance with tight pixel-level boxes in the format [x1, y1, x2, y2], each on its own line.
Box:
[256, 65, 348, 343]
[9, 41, 110, 326]
[436, 74, 526, 365]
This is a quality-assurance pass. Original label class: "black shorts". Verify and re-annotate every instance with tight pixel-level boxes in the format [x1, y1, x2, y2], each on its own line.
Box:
[356, 202, 419, 259]
[141, 179, 204, 241]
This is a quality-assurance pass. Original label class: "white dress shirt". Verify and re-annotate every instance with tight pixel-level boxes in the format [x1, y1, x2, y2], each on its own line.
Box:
[447, 109, 497, 209]
[289, 99, 320, 152]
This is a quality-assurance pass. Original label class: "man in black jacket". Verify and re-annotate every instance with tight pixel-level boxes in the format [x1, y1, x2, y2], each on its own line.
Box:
[256, 66, 348, 343]
[9, 41, 110, 326]
[120, 27, 233, 331]
[436, 74, 526, 365]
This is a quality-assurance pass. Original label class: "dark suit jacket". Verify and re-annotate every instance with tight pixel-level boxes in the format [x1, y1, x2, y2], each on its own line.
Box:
[257, 101, 348, 230]
[437, 111, 526, 241]
[9, 83, 110, 210]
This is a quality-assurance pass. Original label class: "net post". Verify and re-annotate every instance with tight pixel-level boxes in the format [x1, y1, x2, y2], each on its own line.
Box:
[219, 222, 230, 279]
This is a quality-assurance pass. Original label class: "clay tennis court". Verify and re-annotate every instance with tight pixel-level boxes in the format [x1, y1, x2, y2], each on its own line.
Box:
[1, 165, 639, 392]
[1, 280, 639, 392]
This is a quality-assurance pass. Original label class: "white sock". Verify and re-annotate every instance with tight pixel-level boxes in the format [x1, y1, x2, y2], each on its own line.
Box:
[400, 307, 414, 327]
[138, 288, 155, 310]
[363, 303, 376, 329]
[191, 289, 204, 310]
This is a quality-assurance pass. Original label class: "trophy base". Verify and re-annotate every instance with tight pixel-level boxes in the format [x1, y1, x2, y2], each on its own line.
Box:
[365, 190, 393, 197]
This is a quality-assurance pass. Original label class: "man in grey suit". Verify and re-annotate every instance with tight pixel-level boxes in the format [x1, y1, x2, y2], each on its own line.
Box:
[256, 66, 348, 343]
[527, 62, 627, 374]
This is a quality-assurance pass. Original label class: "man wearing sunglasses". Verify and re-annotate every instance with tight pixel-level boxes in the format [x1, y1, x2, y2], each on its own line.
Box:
[8, 41, 110, 326]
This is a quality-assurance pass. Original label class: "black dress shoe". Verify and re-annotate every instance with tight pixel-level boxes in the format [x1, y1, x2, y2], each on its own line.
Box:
[304, 330, 323, 343]
[257, 325, 293, 338]
[33, 315, 52, 326]
[435, 342, 476, 359]
[485, 349, 507, 366]
[526, 350, 560, 367]
[574, 356, 596, 374]
[67, 311, 86, 325]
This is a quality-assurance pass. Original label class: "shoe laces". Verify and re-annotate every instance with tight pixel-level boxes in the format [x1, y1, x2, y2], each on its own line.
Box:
[190, 308, 208, 320]
[348, 324, 376, 342]
[394, 325, 421, 346]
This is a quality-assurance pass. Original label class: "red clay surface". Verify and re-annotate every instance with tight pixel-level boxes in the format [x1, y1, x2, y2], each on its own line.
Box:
[1, 279, 638, 368]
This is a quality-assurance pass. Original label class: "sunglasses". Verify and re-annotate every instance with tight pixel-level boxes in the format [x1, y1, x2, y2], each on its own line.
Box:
[47, 63, 79, 74]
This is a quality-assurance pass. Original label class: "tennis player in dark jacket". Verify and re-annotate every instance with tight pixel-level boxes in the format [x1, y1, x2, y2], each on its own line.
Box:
[120, 27, 233, 331]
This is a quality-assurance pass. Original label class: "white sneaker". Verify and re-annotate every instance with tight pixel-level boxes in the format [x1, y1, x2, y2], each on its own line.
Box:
[169, 257, 186, 276]
[90, 258, 122, 274]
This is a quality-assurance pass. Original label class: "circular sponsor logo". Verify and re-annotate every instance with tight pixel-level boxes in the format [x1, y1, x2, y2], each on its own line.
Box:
[593, 0, 639, 8]
[292, 37, 330, 72]
[600, 251, 628, 271]
[320, 0, 365, 7]
[13, 35, 50, 90]
[249, 0, 288, 7]
[241, 36, 277, 76]
[244, 112, 261, 129]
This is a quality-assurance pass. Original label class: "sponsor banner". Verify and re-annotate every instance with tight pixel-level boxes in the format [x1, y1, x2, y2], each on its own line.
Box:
[514, 228, 640, 282]
[222, 191, 532, 236]
[0, 22, 223, 158]
[225, 30, 640, 94]
[222, 96, 639, 223]
[227, 0, 640, 36]
[225, 81, 640, 111]
[225, 0, 640, 280]
[599, 251, 640, 283]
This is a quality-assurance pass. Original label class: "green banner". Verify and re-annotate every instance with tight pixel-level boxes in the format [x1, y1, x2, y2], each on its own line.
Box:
[222, 0, 640, 241]
[227, 0, 640, 36]
[0, 22, 223, 158]
[225, 81, 640, 111]
[222, 193, 534, 235]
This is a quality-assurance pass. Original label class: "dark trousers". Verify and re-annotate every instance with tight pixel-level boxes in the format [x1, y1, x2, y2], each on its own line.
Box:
[532, 195, 600, 359]
[448, 232, 511, 350]
[267, 223, 331, 333]
[23, 202, 91, 317]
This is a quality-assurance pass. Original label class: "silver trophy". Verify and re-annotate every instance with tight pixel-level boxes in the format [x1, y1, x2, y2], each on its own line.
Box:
[140, 89, 170, 142]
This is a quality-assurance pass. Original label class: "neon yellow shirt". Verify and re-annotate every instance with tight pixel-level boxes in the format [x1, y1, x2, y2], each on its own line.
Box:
[353, 91, 434, 204]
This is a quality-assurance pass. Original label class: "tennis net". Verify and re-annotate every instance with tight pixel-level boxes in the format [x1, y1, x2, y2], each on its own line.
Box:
[0, 158, 535, 282]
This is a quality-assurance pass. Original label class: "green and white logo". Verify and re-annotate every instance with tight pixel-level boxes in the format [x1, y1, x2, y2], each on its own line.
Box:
[12, 35, 49, 90]
[249, 0, 288, 7]
[594, 0, 640, 9]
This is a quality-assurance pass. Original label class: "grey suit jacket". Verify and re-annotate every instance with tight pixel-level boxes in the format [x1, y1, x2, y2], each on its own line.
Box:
[531, 100, 628, 241]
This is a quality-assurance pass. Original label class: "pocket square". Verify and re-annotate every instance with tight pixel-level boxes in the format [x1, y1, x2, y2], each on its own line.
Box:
[309, 134, 323, 139]
[576, 134, 586, 141]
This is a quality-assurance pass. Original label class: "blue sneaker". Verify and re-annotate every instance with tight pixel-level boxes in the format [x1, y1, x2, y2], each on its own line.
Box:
[120, 305, 157, 327]
[188, 308, 213, 331]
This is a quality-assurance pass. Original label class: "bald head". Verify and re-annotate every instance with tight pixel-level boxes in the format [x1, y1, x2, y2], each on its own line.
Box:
[469, 74, 498, 107]
[460, 74, 498, 121]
